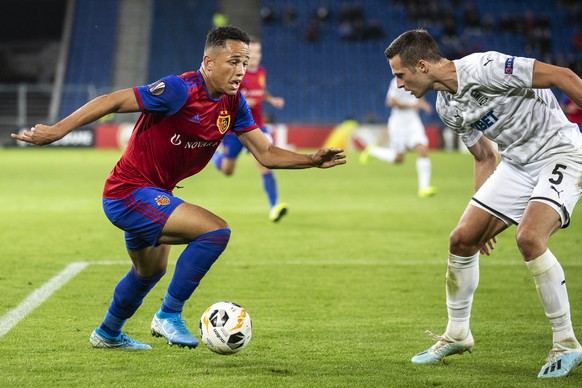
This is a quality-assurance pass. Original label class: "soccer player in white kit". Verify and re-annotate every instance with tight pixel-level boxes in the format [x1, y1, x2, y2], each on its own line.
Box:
[384, 29, 582, 378]
[360, 77, 436, 198]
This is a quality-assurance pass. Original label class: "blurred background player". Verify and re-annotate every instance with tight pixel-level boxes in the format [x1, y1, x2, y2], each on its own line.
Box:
[560, 94, 582, 132]
[212, 37, 288, 222]
[360, 76, 436, 198]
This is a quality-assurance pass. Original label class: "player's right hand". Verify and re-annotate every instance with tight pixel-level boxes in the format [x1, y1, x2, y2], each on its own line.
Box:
[11, 124, 64, 146]
[480, 236, 497, 256]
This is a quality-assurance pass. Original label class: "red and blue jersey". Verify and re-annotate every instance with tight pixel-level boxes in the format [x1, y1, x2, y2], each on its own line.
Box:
[240, 66, 266, 127]
[103, 70, 258, 198]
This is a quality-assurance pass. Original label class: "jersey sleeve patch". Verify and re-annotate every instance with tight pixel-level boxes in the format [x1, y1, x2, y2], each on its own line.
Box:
[135, 75, 189, 116]
[504, 56, 515, 74]
[148, 80, 166, 95]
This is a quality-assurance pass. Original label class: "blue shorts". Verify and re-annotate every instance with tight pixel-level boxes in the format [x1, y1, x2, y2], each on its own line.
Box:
[222, 126, 272, 159]
[102, 187, 184, 250]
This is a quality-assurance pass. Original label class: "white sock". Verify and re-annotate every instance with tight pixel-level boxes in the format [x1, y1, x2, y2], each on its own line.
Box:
[370, 146, 396, 163]
[525, 249, 577, 344]
[445, 252, 479, 340]
[416, 157, 431, 191]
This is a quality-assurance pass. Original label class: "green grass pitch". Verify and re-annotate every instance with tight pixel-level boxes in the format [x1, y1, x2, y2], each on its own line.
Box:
[1, 147, 581, 387]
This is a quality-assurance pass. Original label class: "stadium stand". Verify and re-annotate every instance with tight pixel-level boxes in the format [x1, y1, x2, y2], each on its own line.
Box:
[147, 0, 216, 80]
[59, 0, 120, 120]
[2, 0, 581, 147]
[259, 0, 582, 126]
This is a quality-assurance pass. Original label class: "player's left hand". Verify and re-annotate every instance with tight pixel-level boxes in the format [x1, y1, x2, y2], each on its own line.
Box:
[480, 236, 497, 256]
[311, 148, 346, 168]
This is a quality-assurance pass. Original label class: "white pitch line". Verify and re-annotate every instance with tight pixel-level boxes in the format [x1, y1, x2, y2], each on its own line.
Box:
[0, 261, 89, 338]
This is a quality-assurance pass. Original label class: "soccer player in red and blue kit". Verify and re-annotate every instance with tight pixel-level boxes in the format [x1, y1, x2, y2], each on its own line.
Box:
[212, 37, 288, 222]
[12, 26, 346, 350]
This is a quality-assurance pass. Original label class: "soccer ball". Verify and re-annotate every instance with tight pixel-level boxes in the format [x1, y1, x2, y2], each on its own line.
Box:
[199, 301, 252, 355]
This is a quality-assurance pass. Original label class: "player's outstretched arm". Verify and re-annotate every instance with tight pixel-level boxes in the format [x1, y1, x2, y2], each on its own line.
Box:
[532, 61, 582, 109]
[11, 89, 139, 146]
[238, 128, 346, 169]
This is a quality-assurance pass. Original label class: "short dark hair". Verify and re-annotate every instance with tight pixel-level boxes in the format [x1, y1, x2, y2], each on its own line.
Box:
[205, 26, 250, 52]
[384, 29, 443, 69]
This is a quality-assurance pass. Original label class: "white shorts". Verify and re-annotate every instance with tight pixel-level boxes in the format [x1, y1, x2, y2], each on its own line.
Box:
[471, 154, 582, 228]
[388, 113, 428, 154]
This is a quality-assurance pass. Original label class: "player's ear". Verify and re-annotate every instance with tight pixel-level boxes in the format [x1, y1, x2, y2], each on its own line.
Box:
[203, 55, 213, 71]
[417, 60, 429, 73]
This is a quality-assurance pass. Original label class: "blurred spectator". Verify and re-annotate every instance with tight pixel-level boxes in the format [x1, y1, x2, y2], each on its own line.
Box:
[442, 11, 457, 40]
[315, 4, 331, 23]
[282, 6, 297, 26]
[303, 20, 321, 42]
[526, 12, 552, 57]
[482, 13, 494, 33]
[338, 19, 355, 40]
[260, 4, 277, 23]
[366, 20, 384, 40]
[499, 12, 517, 34]
[463, 3, 482, 33]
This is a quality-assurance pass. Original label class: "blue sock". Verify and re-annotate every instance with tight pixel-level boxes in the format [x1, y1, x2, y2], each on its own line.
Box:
[161, 228, 231, 314]
[212, 151, 224, 171]
[100, 267, 165, 338]
[262, 171, 278, 208]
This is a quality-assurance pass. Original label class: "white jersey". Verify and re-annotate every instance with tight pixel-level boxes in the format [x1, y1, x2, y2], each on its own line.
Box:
[436, 51, 582, 165]
[387, 77, 427, 152]
[388, 77, 421, 118]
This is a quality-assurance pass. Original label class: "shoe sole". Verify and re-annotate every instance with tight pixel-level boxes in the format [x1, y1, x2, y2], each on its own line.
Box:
[90, 332, 151, 350]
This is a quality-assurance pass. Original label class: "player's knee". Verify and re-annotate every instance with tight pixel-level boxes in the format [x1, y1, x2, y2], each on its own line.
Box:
[449, 227, 479, 256]
[211, 218, 230, 232]
[515, 228, 546, 260]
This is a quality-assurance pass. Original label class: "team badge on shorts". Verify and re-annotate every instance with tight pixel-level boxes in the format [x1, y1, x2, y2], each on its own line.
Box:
[216, 110, 231, 134]
[155, 195, 170, 206]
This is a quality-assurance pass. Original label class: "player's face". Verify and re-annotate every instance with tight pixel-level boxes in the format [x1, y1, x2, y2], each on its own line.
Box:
[248, 42, 262, 71]
[204, 40, 250, 98]
[389, 55, 429, 98]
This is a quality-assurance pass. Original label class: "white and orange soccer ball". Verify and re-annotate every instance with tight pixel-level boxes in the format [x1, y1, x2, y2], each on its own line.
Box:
[199, 301, 252, 355]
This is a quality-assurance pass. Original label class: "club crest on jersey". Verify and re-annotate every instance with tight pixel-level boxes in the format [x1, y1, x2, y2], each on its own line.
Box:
[216, 110, 231, 134]
[148, 80, 166, 96]
[155, 195, 170, 206]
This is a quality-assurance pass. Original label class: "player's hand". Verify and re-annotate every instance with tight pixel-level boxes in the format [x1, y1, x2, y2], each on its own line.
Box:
[418, 99, 433, 114]
[11, 124, 64, 146]
[311, 148, 346, 168]
[480, 236, 497, 256]
[269, 97, 285, 109]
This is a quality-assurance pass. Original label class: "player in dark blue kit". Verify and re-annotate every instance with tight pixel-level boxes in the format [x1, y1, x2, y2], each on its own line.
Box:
[12, 26, 346, 350]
